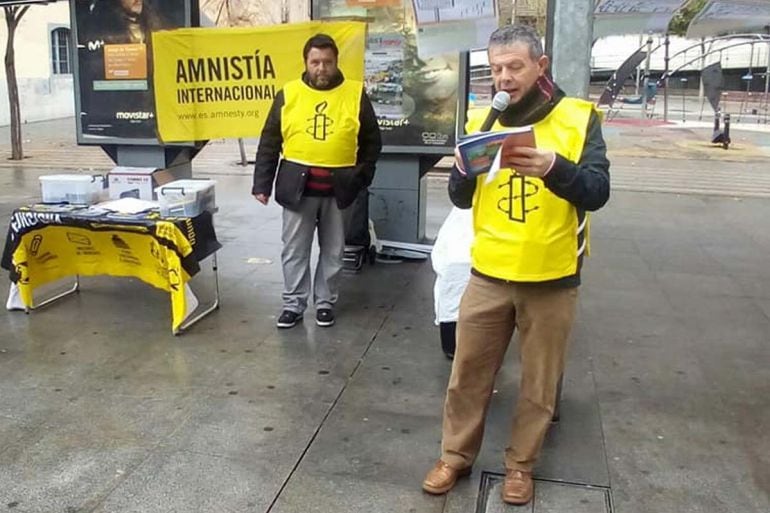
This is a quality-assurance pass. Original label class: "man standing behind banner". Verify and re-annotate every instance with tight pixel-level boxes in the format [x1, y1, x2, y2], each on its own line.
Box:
[422, 25, 610, 505]
[253, 34, 382, 329]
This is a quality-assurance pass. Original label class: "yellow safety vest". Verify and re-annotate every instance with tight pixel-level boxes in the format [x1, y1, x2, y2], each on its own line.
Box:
[281, 78, 362, 167]
[467, 97, 595, 282]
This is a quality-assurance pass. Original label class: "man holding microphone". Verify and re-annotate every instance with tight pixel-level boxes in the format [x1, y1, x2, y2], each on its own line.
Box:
[422, 24, 610, 505]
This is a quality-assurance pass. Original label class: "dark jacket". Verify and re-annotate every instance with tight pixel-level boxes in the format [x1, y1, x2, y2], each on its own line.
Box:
[451, 84, 610, 287]
[252, 72, 382, 210]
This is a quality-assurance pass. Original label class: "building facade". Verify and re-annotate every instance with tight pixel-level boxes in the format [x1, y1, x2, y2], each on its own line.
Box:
[0, 2, 74, 126]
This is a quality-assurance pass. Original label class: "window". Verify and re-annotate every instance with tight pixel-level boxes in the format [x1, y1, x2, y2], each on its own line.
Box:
[51, 27, 71, 75]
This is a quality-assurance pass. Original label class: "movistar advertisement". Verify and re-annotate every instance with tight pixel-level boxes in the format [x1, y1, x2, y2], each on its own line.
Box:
[72, 0, 192, 143]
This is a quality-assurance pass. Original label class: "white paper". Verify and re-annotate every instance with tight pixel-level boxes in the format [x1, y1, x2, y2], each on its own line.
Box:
[182, 283, 200, 323]
[97, 198, 159, 214]
[6, 283, 25, 311]
[485, 146, 504, 185]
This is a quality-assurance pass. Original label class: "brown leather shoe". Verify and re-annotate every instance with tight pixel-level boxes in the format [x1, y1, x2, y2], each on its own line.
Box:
[502, 469, 533, 505]
[422, 460, 471, 494]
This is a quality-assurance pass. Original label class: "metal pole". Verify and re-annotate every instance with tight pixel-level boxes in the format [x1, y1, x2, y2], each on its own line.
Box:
[681, 47, 687, 121]
[642, 35, 653, 118]
[765, 28, 770, 92]
[740, 43, 756, 122]
[545, 0, 556, 58]
[237, 139, 248, 166]
[698, 38, 705, 115]
[636, 33, 643, 95]
[764, 27, 770, 124]
[699, 38, 707, 121]
[681, 78, 688, 122]
[548, 0, 594, 99]
[765, 41, 770, 97]
[663, 33, 671, 121]
[765, 41, 770, 123]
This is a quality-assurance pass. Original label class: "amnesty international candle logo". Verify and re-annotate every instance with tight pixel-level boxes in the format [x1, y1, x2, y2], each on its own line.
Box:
[307, 101, 334, 141]
[498, 175, 541, 223]
[30, 235, 43, 257]
[153, 21, 366, 142]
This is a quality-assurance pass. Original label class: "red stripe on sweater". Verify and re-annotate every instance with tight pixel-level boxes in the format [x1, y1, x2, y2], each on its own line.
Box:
[306, 182, 333, 191]
[309, 167, 332, 178]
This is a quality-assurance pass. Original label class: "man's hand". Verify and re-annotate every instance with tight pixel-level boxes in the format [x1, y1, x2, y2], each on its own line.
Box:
[501, 147, 556, 178]
[253, 193, 269, 205]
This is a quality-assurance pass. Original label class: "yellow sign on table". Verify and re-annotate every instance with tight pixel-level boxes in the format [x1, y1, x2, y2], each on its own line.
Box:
[152, 21, 367, 142]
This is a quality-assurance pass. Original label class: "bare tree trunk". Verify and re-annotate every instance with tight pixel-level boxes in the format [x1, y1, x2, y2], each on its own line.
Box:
[4, 6, 29, 161]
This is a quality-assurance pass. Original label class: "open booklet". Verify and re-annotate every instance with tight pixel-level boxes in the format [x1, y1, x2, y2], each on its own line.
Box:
[457, 126, 536, 177]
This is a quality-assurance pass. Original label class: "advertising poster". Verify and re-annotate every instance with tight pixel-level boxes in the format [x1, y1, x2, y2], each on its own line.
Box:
[313, 0, 460, 151]
[152, 22, 366, 142]
[72, 0, 190, 143]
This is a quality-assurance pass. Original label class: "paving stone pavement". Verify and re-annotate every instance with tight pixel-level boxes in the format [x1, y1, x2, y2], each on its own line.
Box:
[0, 119, 768, 512]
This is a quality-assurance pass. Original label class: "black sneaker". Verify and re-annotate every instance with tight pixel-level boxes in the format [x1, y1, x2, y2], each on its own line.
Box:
[276, 310, 302, 329]
[316, 309, 335, 327]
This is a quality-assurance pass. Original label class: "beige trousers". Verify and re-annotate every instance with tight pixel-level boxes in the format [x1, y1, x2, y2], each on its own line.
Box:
[441, 273, 578, 472]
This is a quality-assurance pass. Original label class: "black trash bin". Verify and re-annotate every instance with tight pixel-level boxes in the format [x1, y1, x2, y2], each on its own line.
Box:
[343, 188, 376, 272]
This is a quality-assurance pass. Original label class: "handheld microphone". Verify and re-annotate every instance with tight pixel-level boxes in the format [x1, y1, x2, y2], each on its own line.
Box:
[479, 91, 511, 132]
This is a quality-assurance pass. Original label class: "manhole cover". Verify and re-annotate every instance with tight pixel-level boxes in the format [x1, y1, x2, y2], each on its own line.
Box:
[476, 472, 612, 513]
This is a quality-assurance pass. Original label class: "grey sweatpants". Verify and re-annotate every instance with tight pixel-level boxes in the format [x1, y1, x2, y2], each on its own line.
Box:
[281, 196, 345, 313]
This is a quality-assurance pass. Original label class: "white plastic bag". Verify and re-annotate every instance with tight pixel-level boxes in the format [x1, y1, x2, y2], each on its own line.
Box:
[6, 283, 25, 311]
[431, 207, 474, 325]
[182, 283, 200, 322]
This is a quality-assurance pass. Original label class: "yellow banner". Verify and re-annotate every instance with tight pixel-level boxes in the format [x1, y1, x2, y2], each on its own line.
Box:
[152, 21, 367, 142]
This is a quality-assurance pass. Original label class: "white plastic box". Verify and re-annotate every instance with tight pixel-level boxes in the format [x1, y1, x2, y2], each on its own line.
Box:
[39, 174, 105, 205]
[155, 179, 216, 217]
[108, 165, 191, 201]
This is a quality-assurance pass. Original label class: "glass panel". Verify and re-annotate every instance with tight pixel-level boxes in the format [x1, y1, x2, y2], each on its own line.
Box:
[65, 29, 72, 74]
[52, 28, 72, 74]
